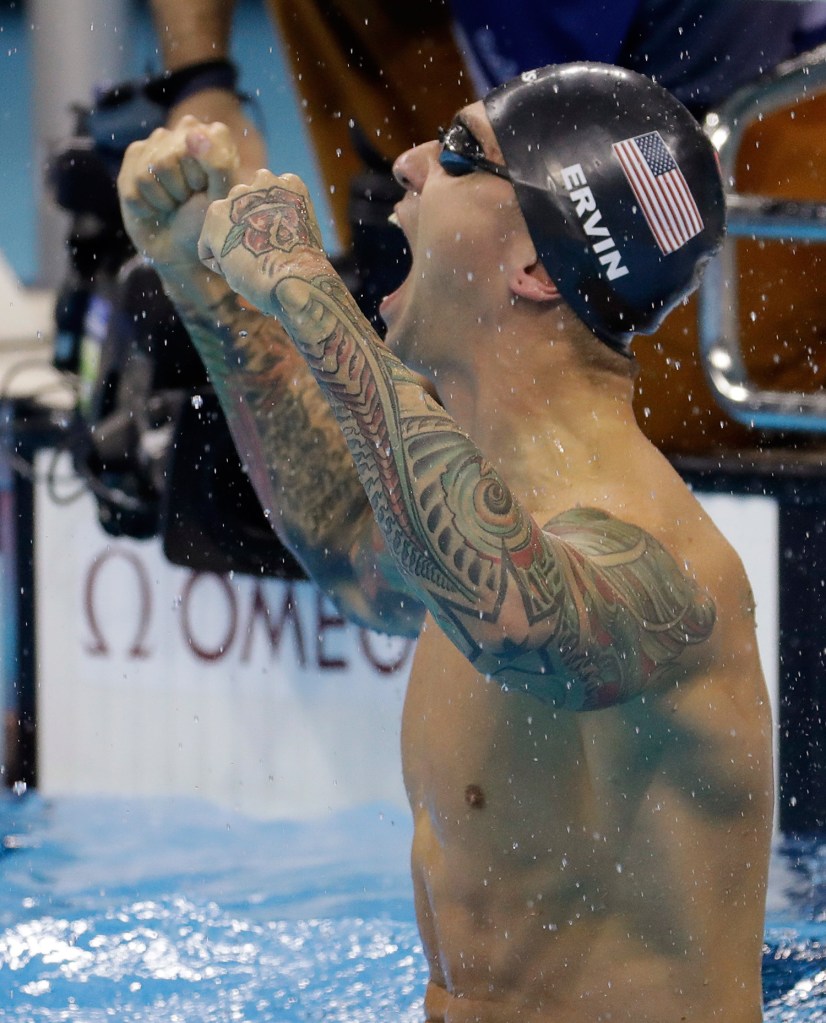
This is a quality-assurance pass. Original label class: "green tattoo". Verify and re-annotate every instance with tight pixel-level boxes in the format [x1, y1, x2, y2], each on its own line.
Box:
[209, 184, 716, 708]
[172, 286, 376, 608]
[268, 272, 715, 709]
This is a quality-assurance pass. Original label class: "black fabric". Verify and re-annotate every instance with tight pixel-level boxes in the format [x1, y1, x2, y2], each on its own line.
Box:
[618, 0, 803, 113]
[452, 0, 806, 115]
[145, 58, 240, 108]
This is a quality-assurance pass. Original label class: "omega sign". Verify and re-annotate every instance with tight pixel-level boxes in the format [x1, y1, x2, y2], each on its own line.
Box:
[83, 547, 414, 675]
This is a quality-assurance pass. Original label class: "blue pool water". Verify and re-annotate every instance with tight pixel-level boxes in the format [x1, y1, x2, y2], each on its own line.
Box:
[0, 793, 824, 1022]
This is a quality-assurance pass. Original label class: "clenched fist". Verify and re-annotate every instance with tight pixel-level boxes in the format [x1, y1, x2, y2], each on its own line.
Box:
[117, 116, 241, 281]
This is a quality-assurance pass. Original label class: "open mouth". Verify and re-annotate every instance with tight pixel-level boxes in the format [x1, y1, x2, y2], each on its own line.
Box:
[379, 209, 411, 321]
[379, 277, 407, 320]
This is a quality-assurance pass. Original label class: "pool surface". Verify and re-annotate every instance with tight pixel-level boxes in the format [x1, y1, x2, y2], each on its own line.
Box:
[0, 792, 824, 1021]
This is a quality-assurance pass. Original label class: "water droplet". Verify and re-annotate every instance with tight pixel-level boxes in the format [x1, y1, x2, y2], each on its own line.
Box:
[191, 394, 204, 410]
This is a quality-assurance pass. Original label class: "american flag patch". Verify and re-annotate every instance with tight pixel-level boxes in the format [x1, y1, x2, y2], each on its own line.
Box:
[612, 131, 703, 255]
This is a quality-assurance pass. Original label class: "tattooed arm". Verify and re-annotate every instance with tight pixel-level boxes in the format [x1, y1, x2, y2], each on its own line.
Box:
[200, 172, 716, 709]
[117, 119, 423, 635]
[172, 283, 422, 633]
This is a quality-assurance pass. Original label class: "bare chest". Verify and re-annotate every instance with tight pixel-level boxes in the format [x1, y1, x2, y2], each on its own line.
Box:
[399, 620, 769, 853]
[401, 626, 596, 845]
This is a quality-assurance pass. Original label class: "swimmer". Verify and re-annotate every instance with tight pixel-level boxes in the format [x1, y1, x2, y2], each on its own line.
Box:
[118, 64, 774, 1022]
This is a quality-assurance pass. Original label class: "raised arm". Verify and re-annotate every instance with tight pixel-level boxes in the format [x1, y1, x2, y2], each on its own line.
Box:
[149, 0, 267, 177]
[199, 172, 717, 709]
[117, 120, 423, 636]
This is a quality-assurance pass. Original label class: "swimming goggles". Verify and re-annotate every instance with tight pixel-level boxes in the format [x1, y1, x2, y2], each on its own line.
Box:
[438, 122, 512, 180]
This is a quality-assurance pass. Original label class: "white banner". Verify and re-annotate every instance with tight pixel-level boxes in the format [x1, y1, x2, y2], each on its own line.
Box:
[36, 456, 412, 819]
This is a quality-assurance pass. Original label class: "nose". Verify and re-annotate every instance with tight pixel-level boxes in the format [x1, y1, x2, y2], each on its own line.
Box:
[392, 140, 439, 194]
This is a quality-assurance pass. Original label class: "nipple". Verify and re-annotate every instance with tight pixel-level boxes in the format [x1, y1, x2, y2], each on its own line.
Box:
[464, 784, 486, 809]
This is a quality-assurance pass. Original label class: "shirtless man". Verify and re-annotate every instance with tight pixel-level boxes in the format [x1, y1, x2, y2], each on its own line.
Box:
[117, 63, 774, 1023]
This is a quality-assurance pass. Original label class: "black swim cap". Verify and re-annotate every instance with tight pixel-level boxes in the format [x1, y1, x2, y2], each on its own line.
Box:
[484, 63, 725, 355]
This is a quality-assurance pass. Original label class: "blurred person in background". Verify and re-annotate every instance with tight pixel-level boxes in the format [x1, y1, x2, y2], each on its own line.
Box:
[147, 0, 826, 454]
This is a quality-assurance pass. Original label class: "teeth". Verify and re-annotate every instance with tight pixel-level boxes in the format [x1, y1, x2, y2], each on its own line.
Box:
[388, 211, 400, 227]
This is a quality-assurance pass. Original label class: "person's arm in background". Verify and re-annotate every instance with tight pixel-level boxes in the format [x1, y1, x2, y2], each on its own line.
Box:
[149, 0, 267, 178]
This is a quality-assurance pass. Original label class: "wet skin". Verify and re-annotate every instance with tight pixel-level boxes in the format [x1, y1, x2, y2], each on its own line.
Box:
[118, 107, 774, 1022]
[403, 492, 772, 1023]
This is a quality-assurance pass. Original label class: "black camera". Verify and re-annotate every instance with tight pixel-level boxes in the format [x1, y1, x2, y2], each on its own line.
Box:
[48, 74, 409, 579]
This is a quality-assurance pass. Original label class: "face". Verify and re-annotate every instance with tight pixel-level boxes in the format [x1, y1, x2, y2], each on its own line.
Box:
[380, 101, 527, 376]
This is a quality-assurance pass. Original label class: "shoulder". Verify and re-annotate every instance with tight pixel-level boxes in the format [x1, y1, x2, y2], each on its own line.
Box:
[545, 504, 717, 654]
[492, 504, 718, 710]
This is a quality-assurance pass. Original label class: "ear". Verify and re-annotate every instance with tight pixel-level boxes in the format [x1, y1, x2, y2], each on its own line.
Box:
[508, 258, 561, 304]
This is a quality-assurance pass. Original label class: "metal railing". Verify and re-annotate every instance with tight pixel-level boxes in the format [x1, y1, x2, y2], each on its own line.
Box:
[699, 44, 826, 431]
